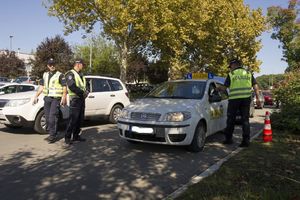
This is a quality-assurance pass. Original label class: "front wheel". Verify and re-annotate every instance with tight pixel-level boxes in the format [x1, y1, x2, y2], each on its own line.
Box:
[109, 104, 123, 124]
[188, 122, 206, 152]
[34, 110, 47, 134]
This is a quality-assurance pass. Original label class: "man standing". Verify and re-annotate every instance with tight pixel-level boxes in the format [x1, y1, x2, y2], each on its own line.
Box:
[221, 59, 261, 147]
[33, 58, 67, 143]
[65, 59, 89, 144]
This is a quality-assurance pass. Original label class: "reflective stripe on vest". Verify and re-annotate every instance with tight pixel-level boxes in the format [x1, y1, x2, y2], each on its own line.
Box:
[229, 68, 252, 100]
[43, 71, 63, 97]
[67, 69, 86, 97]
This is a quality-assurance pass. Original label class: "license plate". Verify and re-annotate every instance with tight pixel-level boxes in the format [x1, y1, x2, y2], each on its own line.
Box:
[131, 126, 153, 134]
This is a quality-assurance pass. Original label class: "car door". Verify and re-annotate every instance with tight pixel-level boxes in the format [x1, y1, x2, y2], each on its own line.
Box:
[207, 82, 223, 134]
[85, 78, 114, 116]
[216, 82, 228, 130]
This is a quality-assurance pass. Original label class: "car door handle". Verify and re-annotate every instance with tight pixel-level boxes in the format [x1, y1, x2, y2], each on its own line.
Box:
[88, 95, 95, 98]
[110, 94, 115, 97]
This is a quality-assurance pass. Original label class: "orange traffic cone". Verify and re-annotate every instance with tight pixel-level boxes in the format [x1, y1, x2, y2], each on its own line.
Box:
[263, 111, 272, 142]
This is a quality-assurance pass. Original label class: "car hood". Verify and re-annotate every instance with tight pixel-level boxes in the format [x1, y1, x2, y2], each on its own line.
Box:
[0, 91, 36, 99]
[126, 98, 199, 113]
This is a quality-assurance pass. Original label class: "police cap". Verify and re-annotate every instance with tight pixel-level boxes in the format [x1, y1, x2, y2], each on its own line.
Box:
[228, 59, 241, 68]
[47, 58, 55, 65]
[75, 58, 85, 65]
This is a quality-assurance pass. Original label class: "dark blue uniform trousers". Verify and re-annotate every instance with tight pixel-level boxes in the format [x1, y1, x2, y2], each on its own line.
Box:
[44, 96, 60, 137]
[224, 97, 251, 143]
[65, 98, 85, 140]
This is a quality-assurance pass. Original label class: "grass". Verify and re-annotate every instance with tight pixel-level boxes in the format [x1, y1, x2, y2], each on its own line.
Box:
[176, 132, 300, 200]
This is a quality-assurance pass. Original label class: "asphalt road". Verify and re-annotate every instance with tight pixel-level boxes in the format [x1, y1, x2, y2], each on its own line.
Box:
[0, 108, 272, 200]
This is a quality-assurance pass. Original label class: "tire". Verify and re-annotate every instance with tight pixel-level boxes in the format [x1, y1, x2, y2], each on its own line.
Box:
[34, 110, 47, 134]
[188, 122, 206, 152]
[109, 104, 123, 124]
[4, 124, 22, 129]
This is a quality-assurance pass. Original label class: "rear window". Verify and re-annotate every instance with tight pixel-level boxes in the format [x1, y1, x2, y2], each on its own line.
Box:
[108, 80, 123, 91]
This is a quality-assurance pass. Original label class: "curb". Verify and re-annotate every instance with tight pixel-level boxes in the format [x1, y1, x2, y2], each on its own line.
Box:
[164, 129, 263, 200]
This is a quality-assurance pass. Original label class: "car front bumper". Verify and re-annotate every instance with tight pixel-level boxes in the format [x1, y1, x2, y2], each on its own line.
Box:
[118, 120, 194, 145]
[0, 109, 34, 127]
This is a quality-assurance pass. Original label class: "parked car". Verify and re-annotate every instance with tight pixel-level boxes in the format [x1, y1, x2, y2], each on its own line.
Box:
[0, 77, 9, 82]
[262, 91, 274, 105]
[0, 76, 130, 133]
[118, 78, 228, 152]
[14, 76, 39, 84]
[253, 90, 265, 109]
[0, 83, 38, 95]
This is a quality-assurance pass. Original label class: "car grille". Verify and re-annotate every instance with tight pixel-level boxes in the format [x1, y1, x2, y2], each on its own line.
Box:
[124, 130, 166, 142]
[130, 112, 161, 121]
[0, 100, 8, 108]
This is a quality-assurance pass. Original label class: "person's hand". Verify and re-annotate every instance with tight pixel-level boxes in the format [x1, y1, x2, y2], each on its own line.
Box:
[32, 97, 39, 105]
[60, 96, 67, 106]
[256, 98, 262, 108]
[83, 91, 89, 99]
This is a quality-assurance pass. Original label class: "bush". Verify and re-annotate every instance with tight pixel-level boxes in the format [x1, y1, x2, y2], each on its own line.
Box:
[272, 71, 300, 134]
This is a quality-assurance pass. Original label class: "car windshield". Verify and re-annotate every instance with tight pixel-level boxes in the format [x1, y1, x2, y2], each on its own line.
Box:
[145, 81, 206, 99]
[14, 77, 28, 82]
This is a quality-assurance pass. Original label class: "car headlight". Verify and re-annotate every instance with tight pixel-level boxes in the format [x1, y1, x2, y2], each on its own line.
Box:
[163, 111, 191, 122]
[119, 109, 130, 119]
[5, 98, 31, 107]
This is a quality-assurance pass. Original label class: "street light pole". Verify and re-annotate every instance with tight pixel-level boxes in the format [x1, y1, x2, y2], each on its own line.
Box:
[81, 34, 92, 73]
[89, 42, 92, 73]
[9, 35, 13, 51]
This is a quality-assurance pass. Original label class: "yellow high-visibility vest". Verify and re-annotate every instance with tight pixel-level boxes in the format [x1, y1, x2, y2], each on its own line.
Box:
[67, 69, 86, 97]
[43, 71, 63, 97]
[228, 68, 252, 100]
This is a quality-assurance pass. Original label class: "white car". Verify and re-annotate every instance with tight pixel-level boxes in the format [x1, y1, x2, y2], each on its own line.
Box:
[0, 76, 130, 133]
[118, 78, 228, 152]
[0, 82, 38, 95]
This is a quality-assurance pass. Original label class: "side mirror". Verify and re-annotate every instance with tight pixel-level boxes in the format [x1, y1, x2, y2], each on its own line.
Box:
[209, 94, 222, 102]
[0, 92, 5, 95]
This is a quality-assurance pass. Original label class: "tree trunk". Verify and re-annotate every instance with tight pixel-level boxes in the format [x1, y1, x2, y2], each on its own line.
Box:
[120, 42, 128, 83]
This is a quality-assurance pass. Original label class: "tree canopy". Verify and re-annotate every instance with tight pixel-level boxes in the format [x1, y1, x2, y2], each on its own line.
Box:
[31, 35, 74, 77]
[256, 74, 285, 90]
[267, 0, 300, 72]
[0, 50, 26, 78]
[74, 35, 120, 77]
[46, 0, 265, 81]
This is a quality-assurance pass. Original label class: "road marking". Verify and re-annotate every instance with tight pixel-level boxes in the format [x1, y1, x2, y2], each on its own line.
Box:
[164, 129, 263, 200]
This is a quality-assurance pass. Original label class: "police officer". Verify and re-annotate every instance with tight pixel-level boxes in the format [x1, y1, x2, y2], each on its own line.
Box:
[65, 59, 89, 144]
[33, 58, 67, 143]
[220, 59, 261, 147]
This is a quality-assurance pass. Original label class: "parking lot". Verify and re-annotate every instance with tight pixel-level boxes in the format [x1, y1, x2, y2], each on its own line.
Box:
[0, 108, 270, 200]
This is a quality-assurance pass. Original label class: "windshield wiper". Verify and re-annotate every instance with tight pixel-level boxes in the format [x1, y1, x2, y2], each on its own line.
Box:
[144, 95, 160, 98]
[160, 96, 191, 99]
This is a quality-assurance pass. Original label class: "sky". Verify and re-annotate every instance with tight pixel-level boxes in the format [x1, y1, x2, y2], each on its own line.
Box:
[0, 0, 290, 76]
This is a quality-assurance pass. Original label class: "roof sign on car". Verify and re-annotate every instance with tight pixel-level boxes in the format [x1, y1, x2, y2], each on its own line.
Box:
[185, 72, 214, 80]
